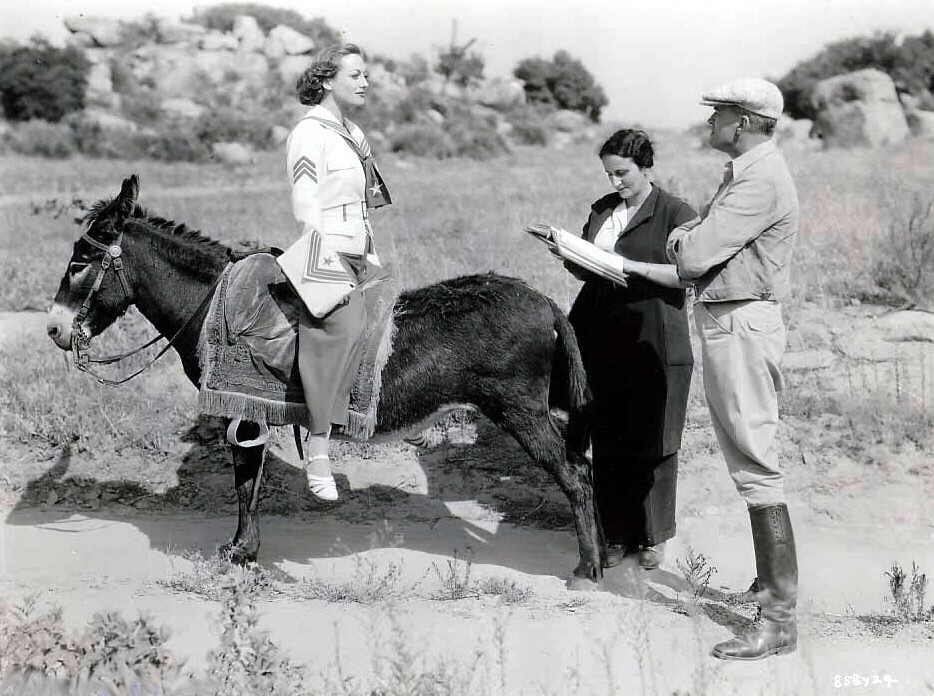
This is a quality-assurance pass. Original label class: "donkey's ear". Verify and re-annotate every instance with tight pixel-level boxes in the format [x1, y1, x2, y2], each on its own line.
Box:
[116, 175, 140, 218]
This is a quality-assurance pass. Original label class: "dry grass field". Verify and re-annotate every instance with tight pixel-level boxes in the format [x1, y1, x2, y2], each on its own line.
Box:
[1, 133, 933, 695]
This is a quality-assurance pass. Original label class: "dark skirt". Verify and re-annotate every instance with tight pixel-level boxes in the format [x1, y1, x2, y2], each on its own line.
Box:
[570, 277, 693, 548]
[297, 254, 368, 433]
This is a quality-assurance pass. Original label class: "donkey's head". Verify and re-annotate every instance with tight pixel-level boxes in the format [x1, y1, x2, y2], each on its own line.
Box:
[47, 175, 140, 350]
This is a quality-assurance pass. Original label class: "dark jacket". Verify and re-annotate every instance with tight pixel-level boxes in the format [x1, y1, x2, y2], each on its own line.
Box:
[568, 184, 696, 457]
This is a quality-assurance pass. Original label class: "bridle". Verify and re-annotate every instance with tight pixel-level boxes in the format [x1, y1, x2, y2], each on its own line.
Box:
[70, 226, 223, 386]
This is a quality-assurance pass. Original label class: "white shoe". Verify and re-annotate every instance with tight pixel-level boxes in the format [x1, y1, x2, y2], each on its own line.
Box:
[306, 455, 339, 502]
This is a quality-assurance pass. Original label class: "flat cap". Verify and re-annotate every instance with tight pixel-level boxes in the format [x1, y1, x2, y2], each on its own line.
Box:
[700, 78, 784, 120]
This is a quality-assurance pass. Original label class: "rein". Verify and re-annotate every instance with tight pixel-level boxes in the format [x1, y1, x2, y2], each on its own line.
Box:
[71, 230, 224, 386]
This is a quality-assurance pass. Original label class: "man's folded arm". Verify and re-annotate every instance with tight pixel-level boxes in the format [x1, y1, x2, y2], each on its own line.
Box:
[670, 177, 776, 279]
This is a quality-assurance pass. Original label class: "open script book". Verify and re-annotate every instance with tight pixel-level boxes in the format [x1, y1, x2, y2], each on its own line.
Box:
[525, 223, 628, 287]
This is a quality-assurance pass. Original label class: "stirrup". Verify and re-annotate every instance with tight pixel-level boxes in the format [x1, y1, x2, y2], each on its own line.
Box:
[305, 455, 339, 502]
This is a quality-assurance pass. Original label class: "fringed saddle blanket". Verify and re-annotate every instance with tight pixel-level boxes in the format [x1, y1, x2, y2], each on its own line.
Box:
[197, 253, 398, 440]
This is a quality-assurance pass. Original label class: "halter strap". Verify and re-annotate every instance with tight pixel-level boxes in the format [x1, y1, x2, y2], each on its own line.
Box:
[75, 231, 133, 321]
[70, 228, 226, 387]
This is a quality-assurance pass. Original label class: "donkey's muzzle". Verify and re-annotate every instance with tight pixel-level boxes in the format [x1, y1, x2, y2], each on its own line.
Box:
[47, 303, 75, 350]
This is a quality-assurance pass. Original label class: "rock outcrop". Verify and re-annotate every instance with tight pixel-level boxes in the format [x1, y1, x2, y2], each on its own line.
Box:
[810, 69, 910, 148]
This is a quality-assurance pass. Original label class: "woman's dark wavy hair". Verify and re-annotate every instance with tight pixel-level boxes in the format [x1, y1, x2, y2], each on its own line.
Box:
[296, 43, 365, 106]
[598, 129, 654, 169]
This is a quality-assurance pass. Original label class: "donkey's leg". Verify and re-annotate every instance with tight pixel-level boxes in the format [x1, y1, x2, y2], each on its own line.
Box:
[499, 406, 602, 587]
[220, 420, 267, 565]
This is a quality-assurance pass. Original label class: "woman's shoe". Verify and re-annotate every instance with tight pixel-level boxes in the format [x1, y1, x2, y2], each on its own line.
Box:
[638, 547, 661, 570]
[602, 544, 634, 569]
[306, 455, 339, 502]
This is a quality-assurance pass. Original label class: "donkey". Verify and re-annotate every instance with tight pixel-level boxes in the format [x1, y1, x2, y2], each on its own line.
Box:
[46, 176, 602, 585]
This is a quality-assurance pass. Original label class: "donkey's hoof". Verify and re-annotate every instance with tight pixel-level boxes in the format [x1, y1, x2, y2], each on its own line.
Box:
[567, 575, 600, 592]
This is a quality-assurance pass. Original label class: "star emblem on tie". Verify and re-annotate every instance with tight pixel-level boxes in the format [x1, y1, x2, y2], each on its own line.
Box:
[369, 183, 383, 197]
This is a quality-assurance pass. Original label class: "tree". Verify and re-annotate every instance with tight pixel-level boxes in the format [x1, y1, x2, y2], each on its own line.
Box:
[513, 50, 607, 122]
[0, 38, 89, 122]
[435, 32, 485, 88]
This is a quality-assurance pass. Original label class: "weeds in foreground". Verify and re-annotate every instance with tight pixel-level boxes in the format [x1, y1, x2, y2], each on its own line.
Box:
[161, 549, 290, 600]
[0, 595, 188, 694]
[205, 580, 308, 696]
[848, 560, 934, 637]
[429, 548, 533, 603]
[873, 189, 934, 308]
[163, 542, 534, 607]
[885, 560, 931, 622]
[676, 547, 718, 604]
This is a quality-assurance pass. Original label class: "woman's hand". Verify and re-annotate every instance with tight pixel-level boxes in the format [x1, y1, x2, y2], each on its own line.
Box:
[610, 255, 630, 273]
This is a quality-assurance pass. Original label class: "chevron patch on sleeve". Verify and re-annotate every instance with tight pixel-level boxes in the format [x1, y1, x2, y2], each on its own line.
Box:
[292, 156, 317, 184]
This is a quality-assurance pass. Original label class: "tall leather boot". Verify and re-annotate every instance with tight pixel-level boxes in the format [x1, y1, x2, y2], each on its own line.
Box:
[712, 503, 798, 660]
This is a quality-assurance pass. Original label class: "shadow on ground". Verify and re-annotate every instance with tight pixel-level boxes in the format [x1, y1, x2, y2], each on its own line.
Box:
[4, 414, 753, 628]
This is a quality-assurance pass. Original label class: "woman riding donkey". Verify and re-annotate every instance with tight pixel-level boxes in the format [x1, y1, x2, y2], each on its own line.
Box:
[277, 43, 392, 502]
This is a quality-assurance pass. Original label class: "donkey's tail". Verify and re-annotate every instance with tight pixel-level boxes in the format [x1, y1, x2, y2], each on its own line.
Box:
[548, 299, 592, 456]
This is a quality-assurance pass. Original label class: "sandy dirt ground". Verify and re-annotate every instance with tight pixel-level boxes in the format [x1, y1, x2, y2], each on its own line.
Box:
[2, 309, 933, 695]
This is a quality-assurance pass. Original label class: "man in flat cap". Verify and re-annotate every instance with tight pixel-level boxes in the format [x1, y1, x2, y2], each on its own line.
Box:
[667, 77, 799, 660]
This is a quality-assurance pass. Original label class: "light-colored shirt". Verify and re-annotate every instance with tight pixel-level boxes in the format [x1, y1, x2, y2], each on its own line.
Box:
[591, 193, 650, 252]
[667, 140, 799, 302]
[287, 105, 370, 251]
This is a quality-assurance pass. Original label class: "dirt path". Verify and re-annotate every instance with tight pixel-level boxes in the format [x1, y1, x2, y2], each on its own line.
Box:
[2, 308, 934, 695]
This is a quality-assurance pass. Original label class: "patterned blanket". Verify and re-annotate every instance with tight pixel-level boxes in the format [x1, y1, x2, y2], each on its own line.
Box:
[197, 253, 398, 440]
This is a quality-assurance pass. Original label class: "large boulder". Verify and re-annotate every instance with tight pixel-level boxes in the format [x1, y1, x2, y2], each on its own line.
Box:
[232, 15, 265, 53]
[160, 98, 205, 119]
[153, 20, 207, 44]
[906, 109, 934, 139]
[193, 50, 269, 87]
[64, 16, 123, 47]
[199, 32, 239, 51]
[810, 69, 910, 148]
[775, 116, 820, 150]
[126, 45, 269, 103]
[278, 55, 311, 86]
[547, 109, 588, 133]
[82, 48, 117, 108]
[472, 77, 526, 110]
[80, 108, 137, 133]
[423, 75, 464, 100]
[367, 63, 408, 109]
[211, 141, 253, 165]
[264, 25, 315, 60]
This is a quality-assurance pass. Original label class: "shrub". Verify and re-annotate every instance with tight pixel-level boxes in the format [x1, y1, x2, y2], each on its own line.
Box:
[505, 105, 550, 146]
[141, 124, 213, 162]
[116, 13, 164, 50]
[186, 3, 341, 45]
[514, 50, 608, 122]
[886, 561, 932, 622]
[3, 120, 76, 158]
[872, 190, 934, 307]
[436, 39, 485, 88]
[195, 108, 275, 150]
[397, 53, 431, 86]
[119, 88, 163, 124]
[0, 38, 89, 122]
[66, 113, 145, 159]
[206, 581, 308, 695]
[389, 122, 455, 158]
[444, 111, 509, 160]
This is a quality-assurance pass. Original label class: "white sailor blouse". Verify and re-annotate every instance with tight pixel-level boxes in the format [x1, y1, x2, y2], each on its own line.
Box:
[289, 105, 373, 254]
[277, 105, 390, 317]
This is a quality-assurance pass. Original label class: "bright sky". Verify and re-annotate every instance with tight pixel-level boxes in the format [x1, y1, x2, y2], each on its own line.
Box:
[4, 0, 933, 128]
